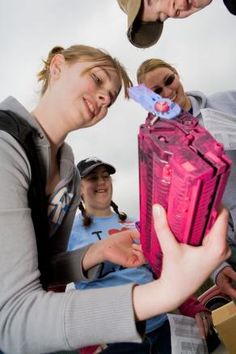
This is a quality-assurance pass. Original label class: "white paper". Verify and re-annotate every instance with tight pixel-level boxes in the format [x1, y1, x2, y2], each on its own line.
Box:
[167, 314, 208, 354]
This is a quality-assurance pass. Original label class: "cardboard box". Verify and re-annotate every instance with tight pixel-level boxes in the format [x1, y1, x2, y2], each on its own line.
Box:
[212, 301, 236, 354]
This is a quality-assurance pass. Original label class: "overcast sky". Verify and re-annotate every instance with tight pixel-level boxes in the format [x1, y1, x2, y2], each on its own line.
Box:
[0, 0, 236, 217]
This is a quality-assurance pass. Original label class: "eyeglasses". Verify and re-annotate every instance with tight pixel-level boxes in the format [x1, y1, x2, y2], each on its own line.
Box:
[153, 73, 176, 95]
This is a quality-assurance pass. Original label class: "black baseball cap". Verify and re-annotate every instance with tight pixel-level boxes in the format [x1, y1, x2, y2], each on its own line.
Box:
[77, 157, 116, 177]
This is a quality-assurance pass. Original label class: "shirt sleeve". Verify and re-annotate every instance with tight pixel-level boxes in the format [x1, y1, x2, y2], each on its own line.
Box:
[0, 132, 142, 354]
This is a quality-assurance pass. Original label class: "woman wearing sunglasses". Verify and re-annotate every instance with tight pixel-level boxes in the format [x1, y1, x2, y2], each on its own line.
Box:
[137, 58, 236, 301]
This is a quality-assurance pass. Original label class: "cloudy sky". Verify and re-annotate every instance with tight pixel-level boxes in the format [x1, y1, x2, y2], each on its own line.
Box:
[0, 0, 236, 217]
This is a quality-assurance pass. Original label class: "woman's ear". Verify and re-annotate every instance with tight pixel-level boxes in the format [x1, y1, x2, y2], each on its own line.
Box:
[49, 54, 65, 80]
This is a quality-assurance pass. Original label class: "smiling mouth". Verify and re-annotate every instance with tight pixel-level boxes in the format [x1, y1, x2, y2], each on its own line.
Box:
[87, 101, 95, 113]
[96, 189, 106, 193]
[84, 98, 96, 116]
[170, 93, 177, 101]
[187, 0, 196, 7]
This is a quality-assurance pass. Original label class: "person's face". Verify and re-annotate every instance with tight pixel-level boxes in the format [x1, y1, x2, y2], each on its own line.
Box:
[50, 55, 121, 131]
[141, 66, 189, 110]
[140, 0, 213, 22]
[80, 166, 113, 214]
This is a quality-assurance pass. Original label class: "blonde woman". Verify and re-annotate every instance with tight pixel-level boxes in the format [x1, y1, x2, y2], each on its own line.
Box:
[0, 46, 230, 354]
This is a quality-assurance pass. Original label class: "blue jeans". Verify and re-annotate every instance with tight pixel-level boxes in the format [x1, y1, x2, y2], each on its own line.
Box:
[100, 320, 171, 354]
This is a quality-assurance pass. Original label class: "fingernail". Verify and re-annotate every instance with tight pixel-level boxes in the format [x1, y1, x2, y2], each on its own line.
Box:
[153, 204, 162, 217]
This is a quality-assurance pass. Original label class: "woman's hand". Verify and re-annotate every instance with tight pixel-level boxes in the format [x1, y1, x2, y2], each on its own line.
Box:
[156, 204, 231, 304]
[101, 229, 145, 267]
[195, 311, 212, 339]
[215, 266, 236, 299]
[82, 229, 145, 270]
[132, 204, 230, 321]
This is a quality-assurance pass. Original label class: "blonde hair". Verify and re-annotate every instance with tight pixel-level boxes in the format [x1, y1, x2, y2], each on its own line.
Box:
[37, 45, 132, 97]
[137, 58, 178, 84]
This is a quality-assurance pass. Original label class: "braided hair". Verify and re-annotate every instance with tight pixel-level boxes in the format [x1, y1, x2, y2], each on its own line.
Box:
[79, 200, 127, 227]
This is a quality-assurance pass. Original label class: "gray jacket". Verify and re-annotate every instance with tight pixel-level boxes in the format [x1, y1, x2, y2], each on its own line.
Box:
[0, 97, 141, 354]
[188, 90, 236, 278]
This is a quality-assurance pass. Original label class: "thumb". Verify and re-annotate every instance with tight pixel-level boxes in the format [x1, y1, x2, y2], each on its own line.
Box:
[128, 229, 140, 242]
[202, 207, 230, 257]
[153, 204, 177, 253]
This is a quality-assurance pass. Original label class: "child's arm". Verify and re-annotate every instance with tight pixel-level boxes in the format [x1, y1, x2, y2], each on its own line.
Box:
[82, 229, 145, 270]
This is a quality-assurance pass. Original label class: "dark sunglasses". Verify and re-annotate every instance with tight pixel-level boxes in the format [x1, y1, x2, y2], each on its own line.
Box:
[153, 73, 176, 95]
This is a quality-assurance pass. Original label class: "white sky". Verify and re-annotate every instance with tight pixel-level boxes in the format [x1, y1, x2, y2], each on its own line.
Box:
[0, 0, 236, 217]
